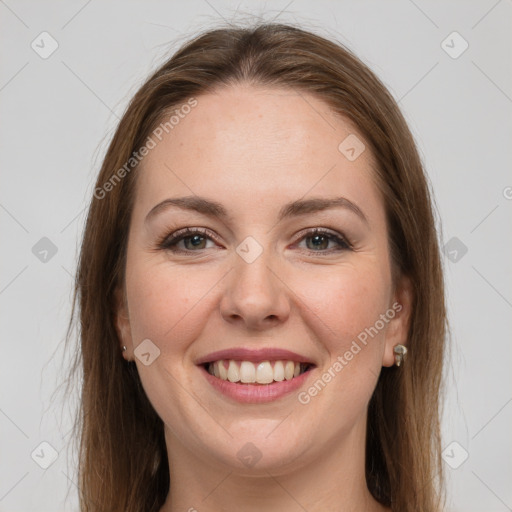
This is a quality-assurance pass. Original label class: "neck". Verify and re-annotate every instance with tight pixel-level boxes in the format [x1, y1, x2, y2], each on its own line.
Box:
[159, 414, 390, 512]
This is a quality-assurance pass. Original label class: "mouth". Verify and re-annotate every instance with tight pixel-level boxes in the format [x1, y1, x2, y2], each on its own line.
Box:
[196, 348, 317, 402]
[203, 359, 314, 385]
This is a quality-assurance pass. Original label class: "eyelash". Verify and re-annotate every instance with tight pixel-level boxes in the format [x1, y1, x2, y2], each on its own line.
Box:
[157, 227, 352, 255]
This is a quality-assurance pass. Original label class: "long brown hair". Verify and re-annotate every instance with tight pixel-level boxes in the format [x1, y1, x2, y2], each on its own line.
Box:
[67, 22, 447, 512]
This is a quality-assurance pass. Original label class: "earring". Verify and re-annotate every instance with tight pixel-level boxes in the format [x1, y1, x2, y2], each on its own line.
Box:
[393, 344, 407, 367]
[122, 346, 127, 352]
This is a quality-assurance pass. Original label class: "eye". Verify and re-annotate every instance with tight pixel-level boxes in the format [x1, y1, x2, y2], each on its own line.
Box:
[157, 227, 352, 255]
[157, 227, 220, 253]
[295, 228, 352, 254]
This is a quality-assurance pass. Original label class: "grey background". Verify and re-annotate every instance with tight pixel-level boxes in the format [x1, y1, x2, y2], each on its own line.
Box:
[1, 1, 511, 510]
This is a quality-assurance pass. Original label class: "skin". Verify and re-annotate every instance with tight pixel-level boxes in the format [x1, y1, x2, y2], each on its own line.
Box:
[115, 84, 412, 512]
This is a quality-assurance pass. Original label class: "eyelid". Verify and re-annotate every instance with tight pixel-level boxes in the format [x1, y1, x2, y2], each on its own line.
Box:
[157, 226, 353, 254]
[157, 227, 221, 250]
[292, 227, 352, 250]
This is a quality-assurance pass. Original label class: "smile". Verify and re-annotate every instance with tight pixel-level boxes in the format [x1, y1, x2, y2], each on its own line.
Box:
[196, 347, 316, 403]
[205, 359, 313, 385]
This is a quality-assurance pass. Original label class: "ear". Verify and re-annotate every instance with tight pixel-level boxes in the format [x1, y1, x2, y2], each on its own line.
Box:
[382, 274, 413, 367]
[114, 286, 132, 359]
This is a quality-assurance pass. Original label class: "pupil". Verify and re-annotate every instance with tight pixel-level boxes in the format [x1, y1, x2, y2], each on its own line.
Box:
[308, 235, 328, 250]
[187, 235, 204, 249]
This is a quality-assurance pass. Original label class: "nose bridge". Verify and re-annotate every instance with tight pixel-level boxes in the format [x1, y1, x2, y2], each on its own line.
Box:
[237, 246, 273, 291]
[220, 235, 289, 327]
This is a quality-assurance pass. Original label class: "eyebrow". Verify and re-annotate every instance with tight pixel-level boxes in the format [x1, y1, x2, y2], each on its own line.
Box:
[145, 195, 368, 225]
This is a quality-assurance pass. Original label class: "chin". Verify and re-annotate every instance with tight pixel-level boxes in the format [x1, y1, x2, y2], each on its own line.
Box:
[200, 426, 313, 475]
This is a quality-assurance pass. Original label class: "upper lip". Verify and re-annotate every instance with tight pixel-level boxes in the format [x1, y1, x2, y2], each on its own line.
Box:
[195, 348, 316, 366]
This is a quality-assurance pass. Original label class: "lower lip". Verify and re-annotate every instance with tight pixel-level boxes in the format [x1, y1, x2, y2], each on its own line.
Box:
[199, 365, 314, 403]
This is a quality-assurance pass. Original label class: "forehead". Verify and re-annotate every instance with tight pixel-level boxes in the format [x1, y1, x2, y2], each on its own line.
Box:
[133, 84, 384, 226]
[153, 84, 368, 165]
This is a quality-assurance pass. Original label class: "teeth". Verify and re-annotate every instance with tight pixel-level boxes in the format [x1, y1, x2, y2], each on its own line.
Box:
[218, 360, 228, 380]
[284, 361, 295, 380]
[256, 361, 274, 384]
[240, 361, 256, 383]
[208, 360, 308, 384]
[273, 360, 285, 381]
[227, 360, 240, 382]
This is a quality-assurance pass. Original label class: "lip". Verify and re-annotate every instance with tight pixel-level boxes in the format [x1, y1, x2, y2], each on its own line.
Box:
[196, 348, 316, 404]
[199, 364, 315, 403]
[195, 347, 315, 366]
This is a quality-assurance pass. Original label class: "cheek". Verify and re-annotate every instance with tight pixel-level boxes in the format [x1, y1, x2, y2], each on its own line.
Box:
[296, 268, 390, 413]
[126, 253, 391, 356]
[125, 260, 218, 352]
[300, 262, 391, 349]
[124, 261, 217, 422]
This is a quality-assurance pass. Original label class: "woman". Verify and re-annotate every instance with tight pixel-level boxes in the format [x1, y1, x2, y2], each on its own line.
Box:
[69, 22, 447, 512]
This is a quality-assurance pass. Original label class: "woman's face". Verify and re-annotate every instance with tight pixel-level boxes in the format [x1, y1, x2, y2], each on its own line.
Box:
[116, 84, 411, 474]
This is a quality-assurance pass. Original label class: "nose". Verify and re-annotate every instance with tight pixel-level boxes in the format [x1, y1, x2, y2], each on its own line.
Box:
[220, 249, 290, 331]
